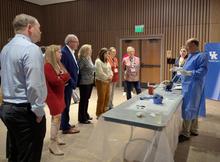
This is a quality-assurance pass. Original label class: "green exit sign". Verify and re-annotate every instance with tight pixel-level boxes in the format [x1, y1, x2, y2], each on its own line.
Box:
[135, 25, 144, 33]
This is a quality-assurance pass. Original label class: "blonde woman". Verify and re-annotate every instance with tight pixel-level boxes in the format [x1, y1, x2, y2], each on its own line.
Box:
[172, 46, 188, 82]
[44, 45, 70, 155]
[78, 44, 95, 124]
[174, 46, 188, 67]
[95, 48, 113, 117]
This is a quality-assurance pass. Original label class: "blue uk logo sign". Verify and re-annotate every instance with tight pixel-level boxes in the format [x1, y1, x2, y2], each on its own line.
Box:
[209, 51, 219, 62]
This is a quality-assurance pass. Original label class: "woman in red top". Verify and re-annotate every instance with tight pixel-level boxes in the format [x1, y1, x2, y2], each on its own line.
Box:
[44, 45, 70, 156]
[107, 47, 119, 109]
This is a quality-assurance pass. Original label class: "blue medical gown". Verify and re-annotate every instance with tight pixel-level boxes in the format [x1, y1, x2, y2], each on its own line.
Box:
[181, 52, 208, 120]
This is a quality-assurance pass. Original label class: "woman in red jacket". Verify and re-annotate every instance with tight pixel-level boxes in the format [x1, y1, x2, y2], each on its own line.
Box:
[44, 45, 70, 156]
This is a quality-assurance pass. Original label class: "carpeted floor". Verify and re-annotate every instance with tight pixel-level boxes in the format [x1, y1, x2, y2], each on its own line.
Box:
[0, 88, 220, 162]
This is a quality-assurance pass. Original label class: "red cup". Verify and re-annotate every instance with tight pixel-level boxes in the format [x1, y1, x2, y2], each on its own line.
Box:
[148, 86, 154, 95]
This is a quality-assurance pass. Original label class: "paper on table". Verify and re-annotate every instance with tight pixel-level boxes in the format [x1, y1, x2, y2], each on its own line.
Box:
[170, 67, 183, 72]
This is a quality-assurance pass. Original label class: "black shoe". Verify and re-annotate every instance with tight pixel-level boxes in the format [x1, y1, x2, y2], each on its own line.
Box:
[60, 124, 75, 130]
[86, 114, 93, 120]
[88, 117, 93, 120]
[178, 135, 190, 143]
[79, 120, 91, 124]
[62, 128, 80, 134]
[190, 132, 199, 136]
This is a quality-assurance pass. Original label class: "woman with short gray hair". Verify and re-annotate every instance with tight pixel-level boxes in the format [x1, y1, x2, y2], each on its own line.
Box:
[123, 46, 141, 100]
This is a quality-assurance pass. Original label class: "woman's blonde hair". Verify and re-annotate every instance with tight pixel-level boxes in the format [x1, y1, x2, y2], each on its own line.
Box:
[44, 45, 67, 74]
[180, 46, 186, 50]
[78, 44, 92, 59]
[109, 47, 116, 52]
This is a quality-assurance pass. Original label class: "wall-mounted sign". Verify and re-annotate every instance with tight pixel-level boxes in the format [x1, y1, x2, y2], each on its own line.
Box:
[205, 43, 220, 101]
[135, 25, 144, 33]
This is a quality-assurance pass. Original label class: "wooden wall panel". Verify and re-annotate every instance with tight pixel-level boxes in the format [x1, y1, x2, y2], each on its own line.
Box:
[42, 0, 211, 80]
[0, 0, 43, 49]
[209, 0, 220, 42]
[1, 0, 214, 81]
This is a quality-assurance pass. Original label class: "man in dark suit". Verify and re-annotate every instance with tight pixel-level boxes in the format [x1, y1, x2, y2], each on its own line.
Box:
[61, 34, 80, 134]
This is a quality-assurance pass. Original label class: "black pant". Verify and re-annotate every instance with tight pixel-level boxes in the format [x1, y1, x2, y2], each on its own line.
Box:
[126, 81, 142, 100]
[123, 81, 127, 92]
[78, 84, 93, 122]
[1, 103, 46, 162]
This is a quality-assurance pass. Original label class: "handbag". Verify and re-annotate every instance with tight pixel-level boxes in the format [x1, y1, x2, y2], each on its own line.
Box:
[72, 90, 80, 103]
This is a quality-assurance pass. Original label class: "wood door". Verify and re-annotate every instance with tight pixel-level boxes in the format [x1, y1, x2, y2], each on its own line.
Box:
[140, 39, 161, 85]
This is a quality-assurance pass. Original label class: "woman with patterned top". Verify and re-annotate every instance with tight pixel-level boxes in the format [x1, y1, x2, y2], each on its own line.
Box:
[122, 46, 142, 100]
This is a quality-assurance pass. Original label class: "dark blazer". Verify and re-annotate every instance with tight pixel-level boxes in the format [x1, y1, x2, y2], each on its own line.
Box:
[61, 45, 79, 89]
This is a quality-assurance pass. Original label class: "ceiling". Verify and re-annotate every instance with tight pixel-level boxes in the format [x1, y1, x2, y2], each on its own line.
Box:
[24, 0, 77, 5]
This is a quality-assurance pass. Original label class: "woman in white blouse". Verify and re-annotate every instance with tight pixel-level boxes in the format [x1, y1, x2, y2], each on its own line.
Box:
[95, 48, 113, 118]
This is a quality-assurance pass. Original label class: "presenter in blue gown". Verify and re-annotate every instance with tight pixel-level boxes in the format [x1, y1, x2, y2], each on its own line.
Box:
[178, 38, 208, 142]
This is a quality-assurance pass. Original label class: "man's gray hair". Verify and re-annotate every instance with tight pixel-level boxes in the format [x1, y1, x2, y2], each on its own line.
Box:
[12, 13, 37, 33]
[127, 46, 135, 52]
[64, 34, 78, 44]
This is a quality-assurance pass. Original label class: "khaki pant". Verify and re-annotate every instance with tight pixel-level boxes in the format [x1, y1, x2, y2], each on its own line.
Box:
[181, 118, 198, 137]
[108, 82, 116, 109]
[96, 79, 110, 117]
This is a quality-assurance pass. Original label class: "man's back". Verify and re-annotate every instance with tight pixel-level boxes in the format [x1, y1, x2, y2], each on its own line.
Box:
[0, 13, 47, 162]
[1, 34, 46, 104]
